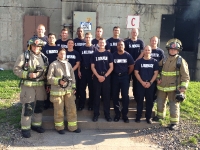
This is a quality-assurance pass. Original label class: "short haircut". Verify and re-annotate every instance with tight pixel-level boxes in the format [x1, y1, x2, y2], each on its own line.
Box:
[150, 36, 158, 40]
[96, 26, 103, 30]
[117, 40, 124, 44]
[48, 33, 56, 38]
[85, 32, 92, 36]
[113, 26, 120, 31]
[61, 28, 68, 32]
[99, 38, 106, 41]
[58, 48, 66, 53]
[67, 38, 74, 43]
[77, 27, 84, 31]
[37, 24, 45, 29]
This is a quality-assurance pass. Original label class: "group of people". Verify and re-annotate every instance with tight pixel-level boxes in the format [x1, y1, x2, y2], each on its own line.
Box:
[13, 24, 190, 138]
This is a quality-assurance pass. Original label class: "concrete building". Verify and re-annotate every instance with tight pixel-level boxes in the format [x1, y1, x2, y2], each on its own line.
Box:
[0, 0, 199, 81]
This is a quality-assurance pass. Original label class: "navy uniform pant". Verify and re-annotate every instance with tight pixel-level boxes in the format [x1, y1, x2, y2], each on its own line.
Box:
[79, 67, 93, 108]
[93, 75, 110, 117]
[74, 70, 80, 101]
[136, 81, 155, 120]
[112, 73, 129, 118]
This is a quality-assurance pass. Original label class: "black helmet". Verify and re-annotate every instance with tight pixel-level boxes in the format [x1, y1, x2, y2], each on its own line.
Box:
[166, 38, 183, 51]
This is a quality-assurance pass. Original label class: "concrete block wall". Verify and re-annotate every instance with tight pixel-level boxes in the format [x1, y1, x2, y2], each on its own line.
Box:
[0, 0, 176, 69]
[0, 0, 62, 69]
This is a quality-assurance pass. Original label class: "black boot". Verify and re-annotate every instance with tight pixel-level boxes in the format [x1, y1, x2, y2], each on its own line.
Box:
[21, 130, 31, 138]
[31, 126, 45, 133]
[169, 124, 178, 130]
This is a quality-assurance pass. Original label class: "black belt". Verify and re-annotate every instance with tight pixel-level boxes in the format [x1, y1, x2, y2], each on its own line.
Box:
[98, 72, 106, 75]
[115, 72, 128, 76]
[82, 66, 90, 69]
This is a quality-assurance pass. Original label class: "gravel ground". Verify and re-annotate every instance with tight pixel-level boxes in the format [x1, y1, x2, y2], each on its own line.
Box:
[0, 120, 200, 150]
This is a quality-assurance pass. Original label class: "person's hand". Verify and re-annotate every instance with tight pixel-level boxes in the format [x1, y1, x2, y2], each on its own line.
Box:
[59, 80, 66, 85]
[141, 81, 146, 88]
[46, 85, 51, 93]
[78, 71, 81, 79]
[29, 73, 37, 78]
[157, 79, 162, 84]
[179, 88, 186, 93]
[145, 82, 151, 88]
[98, 76, 105, 83]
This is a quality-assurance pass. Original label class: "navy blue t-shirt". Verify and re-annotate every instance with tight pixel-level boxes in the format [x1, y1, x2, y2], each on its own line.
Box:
[113, 51, 134, 73]
[134, 58, 158, 81]
[73, 38, 86, 52]
[92, 38, 111, 51]
[151, 47, 165, 62]
[90, 50, 113, 73]
[79, 45, 97, 68]
[106, 37, 122, 53]
[55, 39, 68, 49]
[66, 50, 81, 68]
[42, 44, 60, 64]
[124, 39, 144, 60]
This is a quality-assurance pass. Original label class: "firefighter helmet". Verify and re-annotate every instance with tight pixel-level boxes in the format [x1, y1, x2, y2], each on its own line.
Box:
[28, 37, 45, 47]
[166, 38, 183, 51]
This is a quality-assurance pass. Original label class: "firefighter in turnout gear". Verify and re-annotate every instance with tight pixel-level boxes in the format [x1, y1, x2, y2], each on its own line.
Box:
[47, 48, 81, 134]
[13, 37, 48, 138]
[153, 38, 190, 130]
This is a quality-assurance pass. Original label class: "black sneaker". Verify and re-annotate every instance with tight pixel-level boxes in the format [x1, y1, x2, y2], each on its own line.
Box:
[73, 128, 81, 133]
[169, 124, 178, 130]
[123, 117, 129, 123]
[135, 118, 140, 123]
[114, 115, 120, 122]
[146, 119, 152, 124]
[105, 116, 112, 122]
[152, 116, 160, 122]
[21, 130, 31, 138]
[57, 129, 65, 134]
[31, 126, 45, 133]
[78, 106, 84, 111]
[88, 107, 93, 111]
[92, 115, 98, 122]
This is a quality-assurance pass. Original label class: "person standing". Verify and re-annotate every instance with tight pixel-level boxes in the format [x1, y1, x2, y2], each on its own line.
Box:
[42, 33, 60, 109]
[112, 40, 134, 123]
[74, 27, 86, 52]
[91, 38, 113, 122]
[66, 39, 81, 104]
[13, 37, 48, 138]
[78, 33, 97, 110]
[134, 45, 159, 124]
[153, 38, 190, 130]
[56, 28, 69, 49]
[92, 26, 110, 51]
[107, 26, 122, 53]
[47, 48, 81, 134]
[149, 36, 165, 101]
[124, 28, 144, 102]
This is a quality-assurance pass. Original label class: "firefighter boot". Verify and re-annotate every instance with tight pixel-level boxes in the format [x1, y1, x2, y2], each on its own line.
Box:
[169, 124, 178, 130]
[21, 130, 31, 138]
[31, 126, 45, 133]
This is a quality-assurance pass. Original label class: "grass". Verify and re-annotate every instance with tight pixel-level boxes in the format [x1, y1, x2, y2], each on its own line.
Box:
[0, 70, 21, 128]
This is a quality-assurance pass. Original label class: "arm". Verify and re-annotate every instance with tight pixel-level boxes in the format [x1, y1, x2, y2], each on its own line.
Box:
[47, 63, 61, 86]
[105, 62, 113, 77]
[91, 63, 105, 83]
[73, 61, 80, 71]
[134, 70, 146, 87]
[146, 70, 158, 88]
[135, 51, 144, 61]
[128, 64, 134, 75]
[179, 59, 190, 92]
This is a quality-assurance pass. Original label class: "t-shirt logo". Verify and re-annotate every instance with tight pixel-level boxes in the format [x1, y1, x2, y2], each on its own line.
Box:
[67, 55, 76, 59]
[95, 56, 108, 61]
[61, 45, 68, 48]
[75, 43, 86, 46]
[110, 42, 117, 46]
[46, 50, 58, 54]
[141, 64, 154, 68]
[114, 59, 127, 63]
[82, 50, 94, 54]
[151, 53, 159, 57]
[129, 44, 140, 48]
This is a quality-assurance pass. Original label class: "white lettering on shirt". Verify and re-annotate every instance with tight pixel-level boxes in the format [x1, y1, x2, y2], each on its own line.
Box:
[141, 64, 154, 68]
[61, 44, 68, 48]
[110, 42, 117, 47]
[151, 53, 159, 57]
[95, 56, 108, 61]
[47, 50, 58, 54]
[67, 55, 76, 59]
[114, 59, 127, 63]
[129, 44, 140, 48]
[75, 43, 86, 46]
[82, 50, 94, 54]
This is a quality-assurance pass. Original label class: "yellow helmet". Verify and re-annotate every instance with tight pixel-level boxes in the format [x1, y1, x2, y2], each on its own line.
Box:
[166, 38, 183, 51]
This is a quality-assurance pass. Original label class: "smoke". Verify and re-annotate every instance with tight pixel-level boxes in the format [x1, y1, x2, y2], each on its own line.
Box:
[183, 0, 200, 21]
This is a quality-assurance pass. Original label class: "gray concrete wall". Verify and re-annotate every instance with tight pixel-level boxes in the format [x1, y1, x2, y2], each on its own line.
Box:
[0, 0, 62, 69]
[0, 0, 176, 70]
[62, 0, 175, 48]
